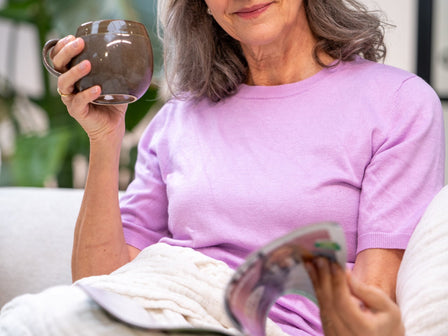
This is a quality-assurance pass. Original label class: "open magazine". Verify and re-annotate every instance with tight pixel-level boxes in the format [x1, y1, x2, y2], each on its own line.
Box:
[77, 222, 346, 336]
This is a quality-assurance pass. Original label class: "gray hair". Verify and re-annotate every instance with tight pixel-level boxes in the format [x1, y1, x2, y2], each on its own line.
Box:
[157, 0, 387, 102]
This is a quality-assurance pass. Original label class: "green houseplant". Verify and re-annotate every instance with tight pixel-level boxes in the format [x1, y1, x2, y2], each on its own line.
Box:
[0, 0, 163, 189]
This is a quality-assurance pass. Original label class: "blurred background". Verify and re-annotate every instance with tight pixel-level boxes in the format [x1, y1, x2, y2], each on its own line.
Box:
[0, 0, 447, 190]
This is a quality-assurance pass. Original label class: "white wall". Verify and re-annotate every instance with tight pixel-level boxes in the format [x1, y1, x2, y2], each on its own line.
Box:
[432, 0, 448, 97]
[361, 0, 417, 72]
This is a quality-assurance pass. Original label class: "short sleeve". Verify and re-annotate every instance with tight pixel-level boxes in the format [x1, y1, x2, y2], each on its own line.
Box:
[357, 76, 445, 254]
[120, 109, 170, 250]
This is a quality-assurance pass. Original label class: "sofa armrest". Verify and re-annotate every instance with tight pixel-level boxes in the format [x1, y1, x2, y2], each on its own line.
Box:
[0, 187, 84, 308]
[397, 185, 448, 335]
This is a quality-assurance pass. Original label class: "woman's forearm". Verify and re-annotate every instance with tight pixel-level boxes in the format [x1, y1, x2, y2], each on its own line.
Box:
[71, 138, 130, 282]
[352, 248, 404, 301]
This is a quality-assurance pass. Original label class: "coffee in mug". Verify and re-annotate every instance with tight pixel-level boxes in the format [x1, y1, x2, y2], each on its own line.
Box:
[42, 19, 153, 105]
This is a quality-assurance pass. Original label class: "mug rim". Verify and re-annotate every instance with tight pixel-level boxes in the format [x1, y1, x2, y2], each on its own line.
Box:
[76, 19, 148, 37]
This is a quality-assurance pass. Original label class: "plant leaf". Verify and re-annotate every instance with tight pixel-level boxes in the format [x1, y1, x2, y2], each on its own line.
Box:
[11, 128, 72, 186]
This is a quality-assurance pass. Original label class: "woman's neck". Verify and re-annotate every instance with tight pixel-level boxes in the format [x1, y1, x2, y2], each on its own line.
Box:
[244, 48, 328, 86]
[241, 10, 333, 86]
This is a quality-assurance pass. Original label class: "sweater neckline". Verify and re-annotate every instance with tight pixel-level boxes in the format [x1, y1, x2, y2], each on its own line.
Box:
[235, 58, 348, 100]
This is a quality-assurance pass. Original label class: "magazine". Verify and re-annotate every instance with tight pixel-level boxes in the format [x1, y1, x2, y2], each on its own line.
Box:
[77, 221, 346, 336]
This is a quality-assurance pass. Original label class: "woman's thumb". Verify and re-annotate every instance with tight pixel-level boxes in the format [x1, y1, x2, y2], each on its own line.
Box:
[348, 273, 393, 312]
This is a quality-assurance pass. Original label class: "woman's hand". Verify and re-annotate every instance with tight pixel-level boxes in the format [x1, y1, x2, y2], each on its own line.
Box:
[305, 258, 405, 336]
[50, 35, 128, 144]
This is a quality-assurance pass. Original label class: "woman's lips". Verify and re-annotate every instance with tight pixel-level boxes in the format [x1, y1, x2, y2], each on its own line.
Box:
[234, 2, 272, 19]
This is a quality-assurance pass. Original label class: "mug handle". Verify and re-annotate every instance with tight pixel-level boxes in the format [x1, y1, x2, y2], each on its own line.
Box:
[42, 39, 63, 77]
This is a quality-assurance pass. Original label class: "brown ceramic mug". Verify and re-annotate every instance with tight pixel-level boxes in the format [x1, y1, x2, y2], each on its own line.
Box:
[42, 19, 153, 105]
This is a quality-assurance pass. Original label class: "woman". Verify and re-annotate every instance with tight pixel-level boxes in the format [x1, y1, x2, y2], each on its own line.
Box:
[20, 0, 447, 335]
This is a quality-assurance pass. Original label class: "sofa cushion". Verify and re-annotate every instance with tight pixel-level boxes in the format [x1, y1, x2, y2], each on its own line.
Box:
[396, 185, 448, 335]
[0, 187, 83, 308]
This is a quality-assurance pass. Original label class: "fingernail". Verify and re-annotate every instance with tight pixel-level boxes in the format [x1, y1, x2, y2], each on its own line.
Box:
[79, 60, 88, 71]
[72, 38, 80, 49]
[91, 86, 101, 95]
[316, 258, 326, 268]
[63, 35, 74, 44]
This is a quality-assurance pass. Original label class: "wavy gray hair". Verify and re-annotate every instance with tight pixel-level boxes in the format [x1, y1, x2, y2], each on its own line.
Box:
[157, 0, 387, 102]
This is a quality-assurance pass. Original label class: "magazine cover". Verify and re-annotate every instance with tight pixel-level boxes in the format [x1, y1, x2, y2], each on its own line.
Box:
[225, 222, 346, 336]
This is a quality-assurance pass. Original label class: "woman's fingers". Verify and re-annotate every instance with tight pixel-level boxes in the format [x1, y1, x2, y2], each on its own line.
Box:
[51, 37, 85, 73]
[50, 35, 74, 58]
[306, 258, 405, 336]
[306, 259, 363, 336]
[314, 259, 332, 297]
[66, 86, 102, 116]
[72, 86, 102, 108]
[307, 258, 346, 302]
[347, 273, 394, 312]
[305, 261, 318, 287]
[57, 60, 92, 96]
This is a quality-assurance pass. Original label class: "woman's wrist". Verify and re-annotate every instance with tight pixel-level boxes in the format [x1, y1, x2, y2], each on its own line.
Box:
[87, 136, 122, 176]
[88, 125, 125, 147]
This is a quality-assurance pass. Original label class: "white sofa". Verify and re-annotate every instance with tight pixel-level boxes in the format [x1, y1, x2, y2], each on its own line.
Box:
[1, 186, 448, 335]
[0, 187, 83, 308]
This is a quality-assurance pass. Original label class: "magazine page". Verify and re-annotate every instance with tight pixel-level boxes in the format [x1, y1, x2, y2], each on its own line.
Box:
[224, 222, 346, 336]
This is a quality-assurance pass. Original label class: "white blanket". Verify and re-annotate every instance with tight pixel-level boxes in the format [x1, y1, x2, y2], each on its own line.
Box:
[0, 243, 287, 336]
